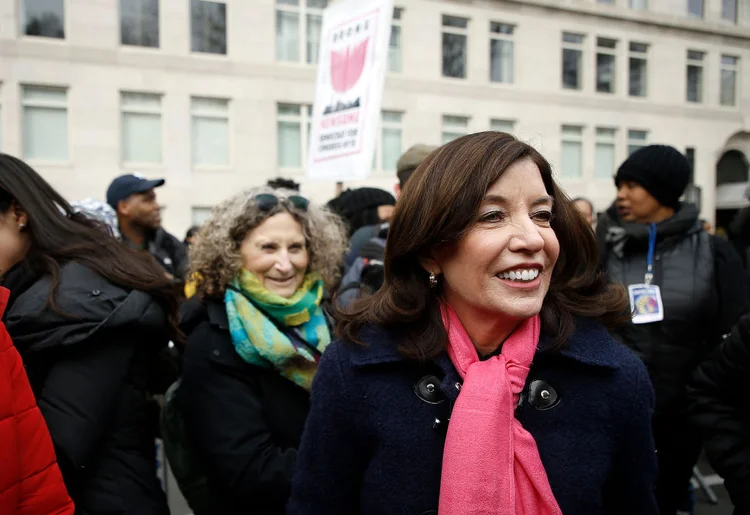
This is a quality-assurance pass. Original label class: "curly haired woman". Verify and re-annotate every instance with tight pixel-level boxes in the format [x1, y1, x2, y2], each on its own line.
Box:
[177, 187, 347, 515]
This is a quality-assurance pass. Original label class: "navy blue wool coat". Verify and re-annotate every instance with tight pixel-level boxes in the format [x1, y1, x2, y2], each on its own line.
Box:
[288, 318, 658, 515]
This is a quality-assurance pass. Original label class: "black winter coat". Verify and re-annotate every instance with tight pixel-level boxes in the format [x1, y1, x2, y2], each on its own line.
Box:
[597, 203, 749, 416]
[2, 261, 171, 515]
[178, 297, 311, 515]
[689, 313, 750, 514]
[123, 227, 189, 282]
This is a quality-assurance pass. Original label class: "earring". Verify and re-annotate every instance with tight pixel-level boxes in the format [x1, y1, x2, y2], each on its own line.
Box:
[18, 223, 25, 230]
[429, 272, 438, 289]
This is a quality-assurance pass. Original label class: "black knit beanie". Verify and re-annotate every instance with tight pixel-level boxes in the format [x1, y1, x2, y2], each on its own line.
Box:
[614, 145, 691, 208]
[326, 187, 396, 219]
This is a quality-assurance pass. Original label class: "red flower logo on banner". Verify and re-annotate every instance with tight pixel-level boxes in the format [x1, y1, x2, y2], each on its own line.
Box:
[330, 38, 369, 93]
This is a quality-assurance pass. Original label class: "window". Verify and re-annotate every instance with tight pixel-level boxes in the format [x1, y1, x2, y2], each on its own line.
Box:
[629, 0, 648, 10]
[121, 0, 159, 47]
[375, 111, 403, 172]
[722, 0, 738, 22]
[22, 85, 68, 161]
[442, 15, 468, 79]
[121, 92, 162, 164]
[21, 0, 65, 38]
[442, 115, 469, 143]
[596, 38, 617, 94]
[685, 147, 695, 182]
[721, 55, 739, 106]
[598, 0, 616, 4]
[192, 97, 229, 167]
[491, 119, 515, 133]
[562, 32, 585, 90]
[277, 103, 312, 169]
[688, 0, 704, 18]
[490, 22, 515, 84]
[389, 8, 403, 73]
[595, 128, 617, 179]
[686, 50, 705, 103]
[276, 0, 327, 64]
[629, 42, 648, 97]
[560, 125, 583, 179]
[628, 129, 648, 155]
[191, 0, 226, 55]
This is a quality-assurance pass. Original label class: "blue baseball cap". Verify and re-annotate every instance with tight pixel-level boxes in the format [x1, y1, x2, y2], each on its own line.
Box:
[106, 174, 165, 209]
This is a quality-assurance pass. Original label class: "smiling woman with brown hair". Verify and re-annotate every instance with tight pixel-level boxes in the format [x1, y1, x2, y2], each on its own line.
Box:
[288, 131, 659, 515]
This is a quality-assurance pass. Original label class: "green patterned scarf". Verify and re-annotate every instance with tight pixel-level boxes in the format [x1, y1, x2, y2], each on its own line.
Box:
[224, 269, 331, 391]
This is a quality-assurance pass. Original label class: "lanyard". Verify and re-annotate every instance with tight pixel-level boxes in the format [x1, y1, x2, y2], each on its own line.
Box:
[645, 223, 657, 285]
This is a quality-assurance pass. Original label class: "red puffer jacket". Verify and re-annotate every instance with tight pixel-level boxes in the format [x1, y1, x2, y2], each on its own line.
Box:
[0, 286, 74, 515]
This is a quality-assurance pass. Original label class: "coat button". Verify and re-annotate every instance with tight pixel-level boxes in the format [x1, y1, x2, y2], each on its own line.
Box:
[213, 350, 220, 357]
[91, 290, 101, 296]
[527, 380, 560, 411]
[414, 375, 445, 404]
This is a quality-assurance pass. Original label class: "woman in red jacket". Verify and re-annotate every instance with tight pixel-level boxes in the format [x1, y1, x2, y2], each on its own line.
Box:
[0, 286, 74, 515]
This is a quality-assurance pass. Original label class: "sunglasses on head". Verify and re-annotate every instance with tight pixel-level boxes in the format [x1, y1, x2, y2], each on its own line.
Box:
[254, 193, 309, 212]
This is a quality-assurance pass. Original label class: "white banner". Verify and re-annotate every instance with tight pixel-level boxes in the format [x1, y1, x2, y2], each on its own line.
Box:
[307, 0, 393, 181]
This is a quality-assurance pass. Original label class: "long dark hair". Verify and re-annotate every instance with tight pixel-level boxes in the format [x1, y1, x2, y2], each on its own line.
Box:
[336, 132, 628, 360]
[0, 153, 181, 342]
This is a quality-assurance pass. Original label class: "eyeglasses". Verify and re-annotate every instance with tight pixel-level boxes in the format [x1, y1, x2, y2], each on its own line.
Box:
[254, 193, 309, 212]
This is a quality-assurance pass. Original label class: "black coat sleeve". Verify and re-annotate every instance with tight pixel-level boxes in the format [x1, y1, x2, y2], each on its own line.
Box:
[180, 323, 297, 509]
[689, 314, 750, 512]
[35, 337, 136, 496]
[713, 236, 750, 339]
[288, 342, 364, 515]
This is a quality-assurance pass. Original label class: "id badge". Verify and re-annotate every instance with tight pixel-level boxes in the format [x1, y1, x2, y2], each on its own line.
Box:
[628, 284, 664, 324]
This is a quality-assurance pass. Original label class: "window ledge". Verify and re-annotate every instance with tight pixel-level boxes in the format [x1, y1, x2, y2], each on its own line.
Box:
[276, 60, 319, 67]
[189, 51, 229, 59]
[121, 162, 166, 171]
[193, 165, 234, 172]
[25, 159, 72, 168]
[19, 36, 67, 44]
[278, 167, 306, 176]
[489, 81, 517, 88]
[119, 45, 162, 53]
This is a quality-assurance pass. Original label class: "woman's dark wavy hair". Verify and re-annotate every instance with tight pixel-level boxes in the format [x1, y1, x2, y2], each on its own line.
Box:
[336, 132, 628, 360]
[0, 153, 181, 343]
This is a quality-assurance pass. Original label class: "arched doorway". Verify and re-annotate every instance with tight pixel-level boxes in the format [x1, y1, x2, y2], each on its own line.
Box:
[715, 131, 750, 237]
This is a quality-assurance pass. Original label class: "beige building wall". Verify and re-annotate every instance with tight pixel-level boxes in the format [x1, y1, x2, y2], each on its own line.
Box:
[0, 0, 748, 237]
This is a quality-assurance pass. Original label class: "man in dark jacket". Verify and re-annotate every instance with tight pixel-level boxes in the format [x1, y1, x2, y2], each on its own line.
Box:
[596, 144, 749, 515]
[107, 174, 188, 281]
[690, 314, 750, 514]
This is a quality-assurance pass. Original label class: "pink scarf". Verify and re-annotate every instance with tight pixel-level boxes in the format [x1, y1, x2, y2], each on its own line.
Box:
[439, 304, 562, 515]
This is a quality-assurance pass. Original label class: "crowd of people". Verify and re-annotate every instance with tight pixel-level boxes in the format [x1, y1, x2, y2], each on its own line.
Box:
[0, 132, 748, 515]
